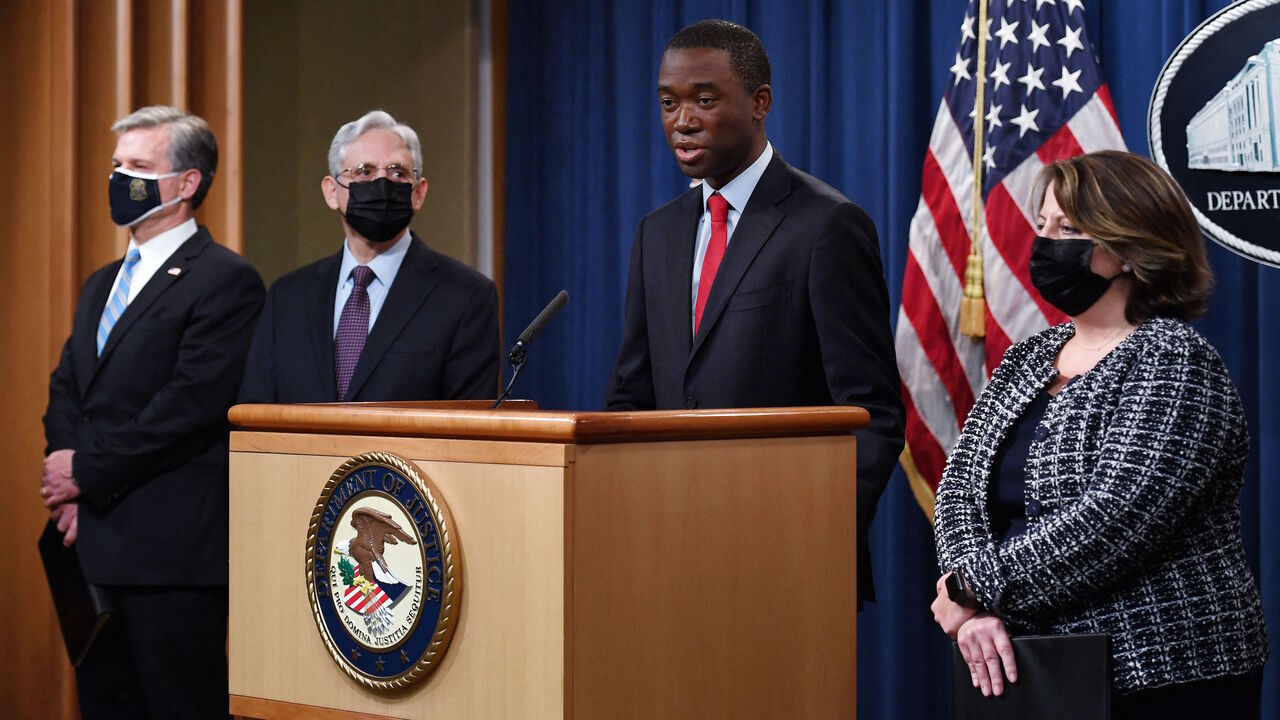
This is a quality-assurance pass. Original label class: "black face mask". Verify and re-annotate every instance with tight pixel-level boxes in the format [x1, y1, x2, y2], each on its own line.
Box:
[343, 177, 415, 242]
[108, 168, 181, 227]
[1028, 236, 1115, 316]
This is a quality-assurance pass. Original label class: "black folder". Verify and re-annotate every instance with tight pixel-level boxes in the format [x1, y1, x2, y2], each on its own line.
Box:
[38, 520, 113, 667]
[951, 633, 1110, 720]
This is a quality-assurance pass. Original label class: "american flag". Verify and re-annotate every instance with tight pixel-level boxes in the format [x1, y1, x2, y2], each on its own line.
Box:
[896, 0, 1125, 515]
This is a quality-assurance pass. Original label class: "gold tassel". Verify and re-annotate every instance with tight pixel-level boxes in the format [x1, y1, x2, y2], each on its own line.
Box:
[960, 251, 985, 337]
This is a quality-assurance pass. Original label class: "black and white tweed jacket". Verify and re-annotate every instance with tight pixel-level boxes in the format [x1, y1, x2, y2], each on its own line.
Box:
[934, 317, 1268, 693]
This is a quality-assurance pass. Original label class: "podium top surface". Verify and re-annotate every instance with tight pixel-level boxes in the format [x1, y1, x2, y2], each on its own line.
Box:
[228, 402, 869, 444]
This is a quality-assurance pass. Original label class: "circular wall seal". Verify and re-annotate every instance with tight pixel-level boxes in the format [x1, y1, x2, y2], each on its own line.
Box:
[305, 452, 462, 691]
[1149, 0, 1280, 267]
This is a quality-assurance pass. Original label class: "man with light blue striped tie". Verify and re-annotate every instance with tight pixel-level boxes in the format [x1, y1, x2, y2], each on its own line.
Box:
[41, 105, 264, 718]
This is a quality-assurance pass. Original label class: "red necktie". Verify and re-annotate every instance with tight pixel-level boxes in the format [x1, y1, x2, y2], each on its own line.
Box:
[694, 193, 729, 333]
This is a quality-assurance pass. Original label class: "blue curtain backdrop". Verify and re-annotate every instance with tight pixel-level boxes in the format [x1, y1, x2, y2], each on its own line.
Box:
[504, 2, 1278, 717]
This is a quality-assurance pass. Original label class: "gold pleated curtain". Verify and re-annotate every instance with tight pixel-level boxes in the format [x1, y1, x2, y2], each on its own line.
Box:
[0, 1, 242, 716]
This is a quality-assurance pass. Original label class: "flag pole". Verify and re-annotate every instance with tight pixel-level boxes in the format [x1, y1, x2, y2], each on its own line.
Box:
[961, 0, 989, 338]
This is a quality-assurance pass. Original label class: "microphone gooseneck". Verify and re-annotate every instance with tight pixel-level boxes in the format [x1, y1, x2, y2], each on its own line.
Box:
[492, 290, 569, 409]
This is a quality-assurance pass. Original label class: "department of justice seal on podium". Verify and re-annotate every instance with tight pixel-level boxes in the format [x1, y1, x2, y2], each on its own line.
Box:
[305, 452, 462, 690]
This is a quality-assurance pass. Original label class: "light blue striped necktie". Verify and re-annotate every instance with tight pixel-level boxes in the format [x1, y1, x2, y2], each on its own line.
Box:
[96, 248, 142, 356]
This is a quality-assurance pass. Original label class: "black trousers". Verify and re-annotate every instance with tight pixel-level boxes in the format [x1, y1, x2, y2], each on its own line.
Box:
[1113, 668, 1264, 720]
[75, 586, 229, 720]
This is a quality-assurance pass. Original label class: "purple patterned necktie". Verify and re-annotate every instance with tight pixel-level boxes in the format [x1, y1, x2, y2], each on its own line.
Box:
[334, 265, 375, 400]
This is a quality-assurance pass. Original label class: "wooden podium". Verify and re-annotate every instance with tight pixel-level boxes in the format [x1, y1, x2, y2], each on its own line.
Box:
[227, 403, 865, 720]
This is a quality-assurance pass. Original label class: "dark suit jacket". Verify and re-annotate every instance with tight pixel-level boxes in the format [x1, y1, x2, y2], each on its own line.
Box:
[607, 155, 905, 601]
[238, 232, 499, 404]
[43, 226, 265, 587]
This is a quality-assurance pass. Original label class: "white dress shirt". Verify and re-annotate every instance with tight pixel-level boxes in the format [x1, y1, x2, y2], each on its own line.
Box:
[108, 218, 198, 305]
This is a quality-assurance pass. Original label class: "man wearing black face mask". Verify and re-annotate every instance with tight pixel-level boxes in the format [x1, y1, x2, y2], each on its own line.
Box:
[42, 106, 265, 718]
[238, 110, 499, 404]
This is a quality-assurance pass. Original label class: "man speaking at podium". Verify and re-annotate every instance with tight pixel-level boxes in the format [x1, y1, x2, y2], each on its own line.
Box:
[238, 110, 499, 404]
[606, 20, 904, 605]
[41, 106, 265, 718]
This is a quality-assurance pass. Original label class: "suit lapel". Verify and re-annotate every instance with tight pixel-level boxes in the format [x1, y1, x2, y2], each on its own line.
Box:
[91, 229, 212, 383]
[308, 251, 343, 401]
[664, 188, 703, 357]
[75, 264, 121, 397]
[343, 234, 439, 401]
[689, 155, 790, 359]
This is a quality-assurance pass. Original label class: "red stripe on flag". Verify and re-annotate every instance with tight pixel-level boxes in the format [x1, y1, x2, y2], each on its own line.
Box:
[983, 305, 1014, 376]
[921, 150, 971, 279]
[901, 255, 976, 428]
[902, 384, 948, 494]
[1036, 123, 1085, 165]
[1095, 83, 1119, 125]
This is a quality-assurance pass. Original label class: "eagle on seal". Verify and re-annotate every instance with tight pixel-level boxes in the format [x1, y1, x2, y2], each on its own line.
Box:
[349, 507, 417, 583]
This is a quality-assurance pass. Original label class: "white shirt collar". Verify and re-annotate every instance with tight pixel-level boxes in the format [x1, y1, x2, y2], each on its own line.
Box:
[129, 218, 196, 264]
[338, 228, 412, 285]
[700, 141, 774, 213]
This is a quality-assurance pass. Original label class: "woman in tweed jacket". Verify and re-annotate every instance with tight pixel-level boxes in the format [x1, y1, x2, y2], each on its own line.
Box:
[930, 151, 1267, 718]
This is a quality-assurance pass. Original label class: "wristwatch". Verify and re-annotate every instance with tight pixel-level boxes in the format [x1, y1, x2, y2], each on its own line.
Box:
[945, 570, 982, 609]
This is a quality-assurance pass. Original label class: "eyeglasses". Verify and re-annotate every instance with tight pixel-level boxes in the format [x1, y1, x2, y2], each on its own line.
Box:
[336, 163, 418, 185]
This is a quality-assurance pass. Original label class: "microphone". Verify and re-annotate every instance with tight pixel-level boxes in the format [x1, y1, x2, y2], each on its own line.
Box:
[509, 289, 568, 365]
[493, 290, 568, 409]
